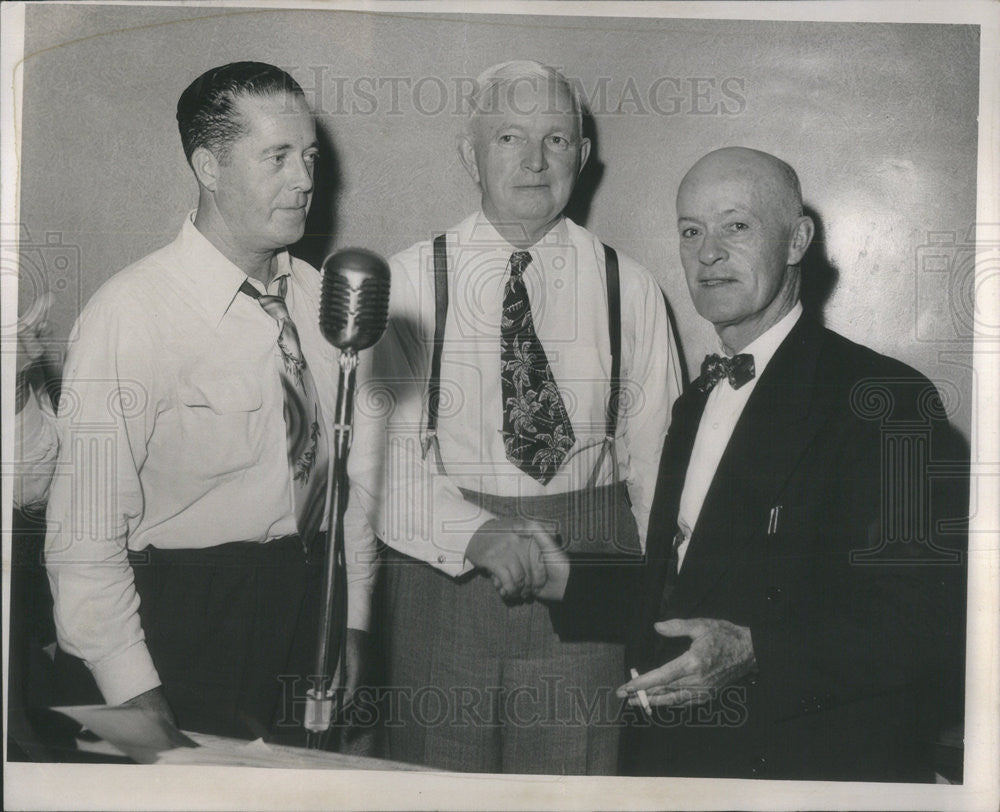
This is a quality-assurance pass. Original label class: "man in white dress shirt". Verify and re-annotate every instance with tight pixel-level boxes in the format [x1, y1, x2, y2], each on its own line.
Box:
[44, 62, 376, 742]
[346, 61, 682, 773]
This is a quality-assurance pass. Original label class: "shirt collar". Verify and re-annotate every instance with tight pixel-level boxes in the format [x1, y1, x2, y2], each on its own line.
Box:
[458, 211, 571, 287]
[465, 210, 569, 254]
[722, 301, 803, 380]
[241, 253, 293, 297]
[175, 212, 294, 325]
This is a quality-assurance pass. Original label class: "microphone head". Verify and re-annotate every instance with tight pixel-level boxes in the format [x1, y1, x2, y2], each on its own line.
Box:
[320, 248, 391, 351]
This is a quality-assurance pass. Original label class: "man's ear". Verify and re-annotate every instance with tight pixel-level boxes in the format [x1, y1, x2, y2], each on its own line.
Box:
[457, 134, 481, 185]
[191, 146, 220, 192]
[787, 214, 815, 266]
[577, 137, 591, 176]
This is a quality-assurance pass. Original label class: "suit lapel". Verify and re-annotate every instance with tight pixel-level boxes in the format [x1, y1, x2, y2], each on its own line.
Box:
[647, 385, 709, 558]
[669, 316, 830, 613]
[634, 383, 708, 650]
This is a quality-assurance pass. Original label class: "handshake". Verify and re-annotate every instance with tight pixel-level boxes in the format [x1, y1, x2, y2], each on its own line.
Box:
[465, 517, 569, 603]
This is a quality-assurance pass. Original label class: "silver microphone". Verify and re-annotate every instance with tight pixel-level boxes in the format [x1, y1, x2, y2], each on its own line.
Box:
[319, 248, 390, 351]
[308, 247, 389, 745]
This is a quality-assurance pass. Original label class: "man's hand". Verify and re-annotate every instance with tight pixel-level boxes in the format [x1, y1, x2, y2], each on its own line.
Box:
[465, 517, 555, 601]
[332, 628, 369, 709]
[532, 529, 570, 601]
[120, 686, 193, 748]
[617, 618, 756, 707]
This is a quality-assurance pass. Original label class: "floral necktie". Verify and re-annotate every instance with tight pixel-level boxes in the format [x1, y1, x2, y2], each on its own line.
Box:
[240, 277, 329, 548]
[500, 251, 575, 485]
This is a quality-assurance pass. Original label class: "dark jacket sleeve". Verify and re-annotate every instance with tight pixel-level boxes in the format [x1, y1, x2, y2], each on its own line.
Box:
[751, 373, 967, 723]
[545, 552, 645, 643]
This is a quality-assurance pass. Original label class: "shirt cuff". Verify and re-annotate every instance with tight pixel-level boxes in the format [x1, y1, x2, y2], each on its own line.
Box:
[380, 513, 486, 578]
[88, 640, 161, 706]
[435, 551, 476, 578]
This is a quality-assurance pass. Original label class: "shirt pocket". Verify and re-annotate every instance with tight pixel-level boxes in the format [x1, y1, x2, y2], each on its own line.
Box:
[175, 362, 265, 478]
[179, 366, 263, 414]
[763, 503, 821, 584]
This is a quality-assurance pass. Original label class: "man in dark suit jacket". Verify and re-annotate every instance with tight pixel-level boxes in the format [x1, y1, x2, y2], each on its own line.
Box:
[542, 146, 967, 781]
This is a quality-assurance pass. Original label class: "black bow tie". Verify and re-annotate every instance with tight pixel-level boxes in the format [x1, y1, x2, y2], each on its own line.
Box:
[696, 353, 756, 393]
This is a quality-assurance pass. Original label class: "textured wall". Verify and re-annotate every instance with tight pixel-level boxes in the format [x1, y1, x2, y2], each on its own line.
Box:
[18, 7, 979, 439]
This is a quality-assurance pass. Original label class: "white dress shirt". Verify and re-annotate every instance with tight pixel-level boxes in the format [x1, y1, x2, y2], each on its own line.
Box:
[676, 302, 803, 571]
[44, 215, 377, 705]
[345, 212, 683, 576]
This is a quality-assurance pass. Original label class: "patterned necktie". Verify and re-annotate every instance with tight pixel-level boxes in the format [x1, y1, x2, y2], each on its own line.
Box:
[500, 250, 575, 485]
[240, 277, 329, 548]
[696, 352, 756, 393]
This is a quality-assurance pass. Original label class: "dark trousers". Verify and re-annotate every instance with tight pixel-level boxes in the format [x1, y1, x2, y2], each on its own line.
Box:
[130, 537, 323, 741]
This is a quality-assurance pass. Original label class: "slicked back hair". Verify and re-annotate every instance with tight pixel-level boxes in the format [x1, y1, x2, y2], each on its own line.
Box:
[176, 61, 306, 165]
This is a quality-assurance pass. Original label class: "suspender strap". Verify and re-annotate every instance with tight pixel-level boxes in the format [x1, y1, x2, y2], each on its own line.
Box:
[425, 236, 624, 489]
[603, 243, 622, 439]
[585, 243, 625, 491]
[426, 233, 449, 440]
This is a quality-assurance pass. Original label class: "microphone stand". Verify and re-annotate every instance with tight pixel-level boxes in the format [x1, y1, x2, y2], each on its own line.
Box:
[305, 349, 357, 750]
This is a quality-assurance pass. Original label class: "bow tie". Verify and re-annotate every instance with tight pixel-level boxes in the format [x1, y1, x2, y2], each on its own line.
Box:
[696, 352, 756, 393]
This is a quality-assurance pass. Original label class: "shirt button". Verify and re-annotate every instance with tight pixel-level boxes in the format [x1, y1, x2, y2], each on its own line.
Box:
[712, 422, 719, 429]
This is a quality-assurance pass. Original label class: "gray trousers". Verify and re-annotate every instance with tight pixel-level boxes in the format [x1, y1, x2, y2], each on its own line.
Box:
[381, 548, 624, 774]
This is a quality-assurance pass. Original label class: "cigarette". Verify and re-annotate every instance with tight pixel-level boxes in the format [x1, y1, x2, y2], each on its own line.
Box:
[629, 668, 651, 715]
